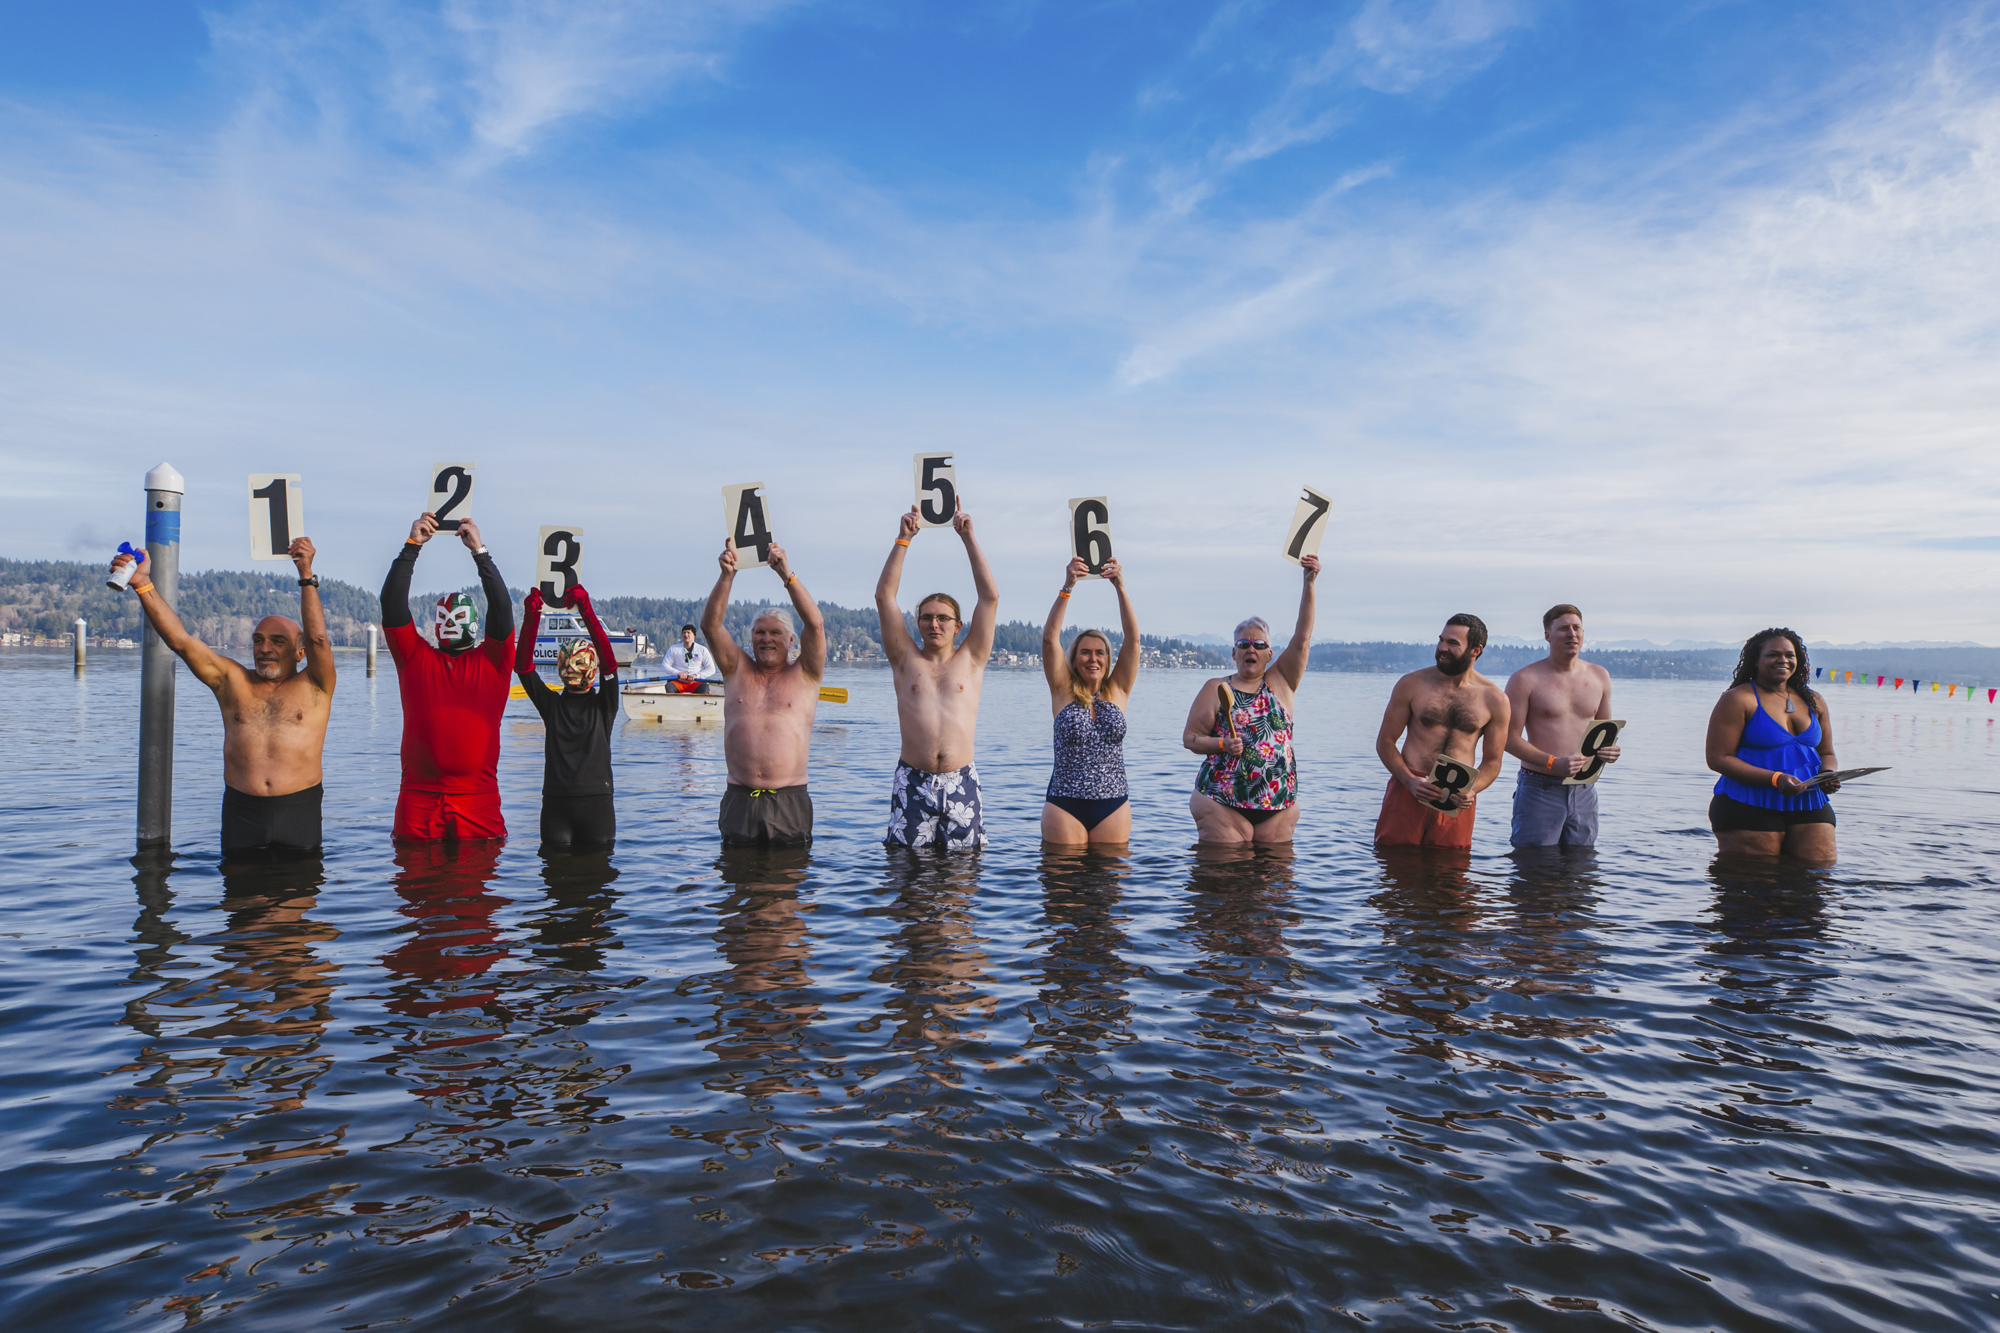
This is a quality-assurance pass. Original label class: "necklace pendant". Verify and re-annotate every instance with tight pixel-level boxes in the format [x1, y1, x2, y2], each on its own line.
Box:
[1784, 696, 1795, 714]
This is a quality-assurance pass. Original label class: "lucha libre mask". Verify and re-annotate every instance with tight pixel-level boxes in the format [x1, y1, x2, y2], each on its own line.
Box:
[556, 638, 598, 690]
[434, 592, 478, 651]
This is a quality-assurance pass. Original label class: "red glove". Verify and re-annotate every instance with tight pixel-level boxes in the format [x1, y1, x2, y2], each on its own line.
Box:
[515, 590, 545, 675]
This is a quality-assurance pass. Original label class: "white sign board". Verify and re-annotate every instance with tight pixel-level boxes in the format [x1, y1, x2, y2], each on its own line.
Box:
[1068, 496, 1111, 577]
[913, 453, 957, 527]
[1563, 719, 1627, 787]
[722, 482, 773, 568]
[429, 462, 475, 531]
[1282, 484, 1331, 565]
[536, 525, 583, 601]
[247, 474, 305, 561]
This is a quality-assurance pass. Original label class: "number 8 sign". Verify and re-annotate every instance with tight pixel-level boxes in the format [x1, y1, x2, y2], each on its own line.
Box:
[1068, 497, 1111, 576]
[1426, 756, 1475, 813]
[248, 474, 305, 560]
[537, 526, 583, 601]
[1282, 484, 1331, 565]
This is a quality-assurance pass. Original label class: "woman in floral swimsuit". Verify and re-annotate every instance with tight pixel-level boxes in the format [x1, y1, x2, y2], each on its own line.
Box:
[1181, 555, 1319, 843]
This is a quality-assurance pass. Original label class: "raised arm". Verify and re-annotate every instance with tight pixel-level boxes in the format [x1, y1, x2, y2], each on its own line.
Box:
[380, 514, 432, 628]
[566, 586, 619, 681]
[290, 537, 334, 695]
[456, 520, 512, 643]
[701, 542, 746, 678]
[112, 549, 232, 689]
[954, 502, 1000, 664]
[1042, 557, 1083, 698]
[874, 508, 921, 669]
[767, 544, 826, 682]
[515, 587, 545, 677]
[1104, 557, 1141, 699]
[1270, 554, 1319, 691]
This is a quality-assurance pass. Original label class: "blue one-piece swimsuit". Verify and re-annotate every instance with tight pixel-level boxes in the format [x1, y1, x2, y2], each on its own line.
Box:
[1045, 699, 1129, 831]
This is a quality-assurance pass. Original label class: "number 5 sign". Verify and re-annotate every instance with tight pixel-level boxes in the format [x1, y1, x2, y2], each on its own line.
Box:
[1068, 497, 1111, 576]
[722, 482, 774, 568]
[429, 462, 475, 531]
[248, 474, 304, 560]
[1282, 484, 1331, 564]
[537, 526, 583, 601]
[912, 454, 956, 527]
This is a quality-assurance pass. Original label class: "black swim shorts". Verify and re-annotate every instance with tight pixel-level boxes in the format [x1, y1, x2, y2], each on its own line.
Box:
[221, 783, 324, 857]
[720, 784, 814, 847]
[1708, 792, 1835, 835]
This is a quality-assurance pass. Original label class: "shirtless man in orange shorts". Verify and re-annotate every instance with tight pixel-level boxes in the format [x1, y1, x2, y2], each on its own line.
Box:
[1372, 614, 1510, 847]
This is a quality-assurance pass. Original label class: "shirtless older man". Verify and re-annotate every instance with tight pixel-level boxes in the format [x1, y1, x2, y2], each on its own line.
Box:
[875, 501, 998, 851]
[701, 540, 827, 846]
[113, 537, 334, 857]
[1373, 614, 1510, 848]
[1503, 603, 1621, 848]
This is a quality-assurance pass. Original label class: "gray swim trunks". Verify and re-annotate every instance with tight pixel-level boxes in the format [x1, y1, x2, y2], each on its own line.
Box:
[1510, 768, 1599, 847]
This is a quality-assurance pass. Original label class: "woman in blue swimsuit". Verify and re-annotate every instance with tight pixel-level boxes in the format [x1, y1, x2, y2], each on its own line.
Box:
[1040, 555, 1141, 845]
[1704, 627, 1843, 863]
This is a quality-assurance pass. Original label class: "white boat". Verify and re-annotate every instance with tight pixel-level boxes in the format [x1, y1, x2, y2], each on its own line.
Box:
[534, 610, 638, 666]
[620, 680, 725, 723]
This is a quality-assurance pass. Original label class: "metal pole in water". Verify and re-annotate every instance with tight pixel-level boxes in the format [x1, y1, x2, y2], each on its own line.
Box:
[137, 462, 184, 850]
[366, 622, 378, 677]
[74, 617, 86, 670]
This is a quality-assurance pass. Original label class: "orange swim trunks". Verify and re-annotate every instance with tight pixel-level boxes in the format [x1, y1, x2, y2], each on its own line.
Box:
[1373, 778, 1475, 848]
[393, 789, 507, 842]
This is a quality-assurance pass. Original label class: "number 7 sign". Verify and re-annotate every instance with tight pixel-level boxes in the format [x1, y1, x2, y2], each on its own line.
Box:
[1282, 485, 1330, 565]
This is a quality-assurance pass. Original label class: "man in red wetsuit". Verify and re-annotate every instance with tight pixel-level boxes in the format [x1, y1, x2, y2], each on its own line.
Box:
[380, 512, 516, 841]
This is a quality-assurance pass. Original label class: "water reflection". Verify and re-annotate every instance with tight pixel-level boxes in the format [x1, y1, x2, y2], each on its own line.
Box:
[867, 853, 995, 1051]
[1029, 849, 1139, 1060]
[528, 847, 623, 976]
[703, 847, 822, 1102]
[380, 840, 511, 1019]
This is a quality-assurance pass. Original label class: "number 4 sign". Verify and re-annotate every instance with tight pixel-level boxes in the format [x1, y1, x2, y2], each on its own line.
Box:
[1282, 485, 1331, 565]
[537, 526, 583, 601]
[1068, 497, 1111, 576]
[722, 482, 774, 568]
[429, 463, 475, 531]
[248, 474, 304, 560]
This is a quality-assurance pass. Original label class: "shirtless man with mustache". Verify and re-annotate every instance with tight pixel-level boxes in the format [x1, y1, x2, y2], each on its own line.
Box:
[113, 536, 335, 857]
[1372, 613, 1510, 848]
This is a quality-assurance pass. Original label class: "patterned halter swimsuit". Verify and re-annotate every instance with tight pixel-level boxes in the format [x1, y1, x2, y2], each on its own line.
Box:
[1194, 682, 1298, 813]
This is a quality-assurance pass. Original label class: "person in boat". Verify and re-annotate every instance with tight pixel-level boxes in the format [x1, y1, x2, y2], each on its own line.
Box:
[1040, 555, 1140, 845]
[667, 624, 721, 694]
[516, 584, 621, 848]
[1181, 555, 1319, 843]
[380, 513, 515, 842]
[701, 541, 827, 846]
[111, 536, 333, 858]
[876, 499, 999, 852]
[1705, 627, 1841, 863]
[1502, 603, 1621, 848]
[1373, 615, 1510, 848]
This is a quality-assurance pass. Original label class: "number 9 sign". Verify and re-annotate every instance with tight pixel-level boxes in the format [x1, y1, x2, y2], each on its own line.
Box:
[1068, 497, 1111, 576]
[913, 454, 956, 527]
[1282, 484, 1331, 565]
[1563, 719, 1626, 787]
[536, 526, 583, 601]
[1426, 755, 1475, 813]
[248, 474, 305, 560]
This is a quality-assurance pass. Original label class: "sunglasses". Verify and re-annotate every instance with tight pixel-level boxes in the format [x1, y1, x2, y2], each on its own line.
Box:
[1235, 639, 1269, 651]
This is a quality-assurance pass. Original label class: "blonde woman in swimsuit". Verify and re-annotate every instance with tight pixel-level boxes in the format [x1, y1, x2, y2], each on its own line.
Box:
[1040, 556, 1141, 845]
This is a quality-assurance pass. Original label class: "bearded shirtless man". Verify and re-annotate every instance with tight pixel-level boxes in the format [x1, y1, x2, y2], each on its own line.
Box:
[1373, 614, 1510, 848]
[114, 537, 334, 857]
[1503, 603, 1621, 847]
[701, 540, 828, 846]
[875, 501, 998, 851]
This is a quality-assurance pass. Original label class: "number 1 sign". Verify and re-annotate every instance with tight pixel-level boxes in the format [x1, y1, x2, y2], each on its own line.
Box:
[913, 454, 956, 527]
[1282, 485, 1331, 564]
[537, 526, 583, 601]
[1068, 497, 1111, 576]
[248, 474, 305, 560]
[722, 482, 774, 568]
[429, 463, 475, 531]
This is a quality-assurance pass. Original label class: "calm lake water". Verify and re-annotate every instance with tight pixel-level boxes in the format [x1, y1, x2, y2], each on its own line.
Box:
[4, 647, 1999, 1331]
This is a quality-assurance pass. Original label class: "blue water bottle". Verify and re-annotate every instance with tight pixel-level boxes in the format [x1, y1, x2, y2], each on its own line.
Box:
[106, 542, 143, 591]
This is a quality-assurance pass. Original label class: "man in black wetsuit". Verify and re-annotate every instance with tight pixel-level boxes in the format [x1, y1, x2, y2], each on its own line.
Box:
[516, 584, 621, 847]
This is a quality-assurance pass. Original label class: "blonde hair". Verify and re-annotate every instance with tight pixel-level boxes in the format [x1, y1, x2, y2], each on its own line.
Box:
[1065, 629, 1114, 710]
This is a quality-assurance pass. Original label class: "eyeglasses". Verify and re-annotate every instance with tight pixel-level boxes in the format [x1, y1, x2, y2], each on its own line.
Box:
[1235, 639, 1269, 651]
[917, 614, 959, 625]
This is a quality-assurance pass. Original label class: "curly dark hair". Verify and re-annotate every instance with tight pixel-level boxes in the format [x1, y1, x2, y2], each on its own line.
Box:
[1730, 627, 1815, 700]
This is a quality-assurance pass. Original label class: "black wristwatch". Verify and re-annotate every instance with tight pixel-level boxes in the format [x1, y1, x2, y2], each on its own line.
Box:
[298, 575, 321, 588]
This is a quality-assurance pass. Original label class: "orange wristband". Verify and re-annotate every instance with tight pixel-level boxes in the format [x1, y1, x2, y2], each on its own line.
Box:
[1058, 590, 1070, 599]
[1770, 770, 1781, 788]
[1545, 755, 1554, 770]
[895, 538, 910, 548]
[130, 580, 154, 596]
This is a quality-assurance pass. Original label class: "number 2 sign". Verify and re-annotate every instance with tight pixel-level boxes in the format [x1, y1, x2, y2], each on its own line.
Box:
[1563, 719, 1626, 788]
[536, 526, 583, 601]
[1068, 497, 1111, 576]
[248, 474, 305, 560]
[722, 482, 774, 568]
[913, 454, 956, 527]
[429, 463, 475, 531]
[1282, 485, 1331, 565]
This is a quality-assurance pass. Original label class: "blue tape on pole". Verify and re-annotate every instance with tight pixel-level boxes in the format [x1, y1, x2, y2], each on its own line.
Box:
[146, 510, 180, 545]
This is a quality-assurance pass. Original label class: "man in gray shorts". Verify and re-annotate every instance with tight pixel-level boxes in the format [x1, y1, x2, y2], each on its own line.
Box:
[1502, 603, 1621, 847]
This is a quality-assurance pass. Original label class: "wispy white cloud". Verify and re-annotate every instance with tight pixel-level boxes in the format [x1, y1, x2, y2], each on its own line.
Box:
[1344, 0, 1535, 95]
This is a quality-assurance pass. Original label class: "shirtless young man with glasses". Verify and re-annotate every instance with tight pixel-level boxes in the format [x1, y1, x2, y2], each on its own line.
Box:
[875, 500, 999, 851]
[1180, 555, 1319, 843]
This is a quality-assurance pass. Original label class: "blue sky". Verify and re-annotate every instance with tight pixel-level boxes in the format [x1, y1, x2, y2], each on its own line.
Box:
[4, 0, 1997, 644]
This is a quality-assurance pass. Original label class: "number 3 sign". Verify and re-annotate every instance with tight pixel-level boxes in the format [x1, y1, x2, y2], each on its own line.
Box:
[429, 462, 475, 531]
[1282, 484, 1331, 565]
[913, 454, 956, 527]
[1068, 497, 1111, 576]
[537, 526, 583, 601]
[722, 482, 774, 568]
[248, 474, 305, 560]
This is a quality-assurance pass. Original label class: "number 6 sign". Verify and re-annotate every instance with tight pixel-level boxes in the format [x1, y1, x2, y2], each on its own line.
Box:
[536, 526, 583, 601]
[722, 482, 774, 568]
[429, 462, 475, 531]
[248, 474, 305, 560]
[913, 454, 956, 527]
[1563, 719, 1626, 787]
[1282, 484, 1331, 565]
[1068, 497, 1111, 576]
